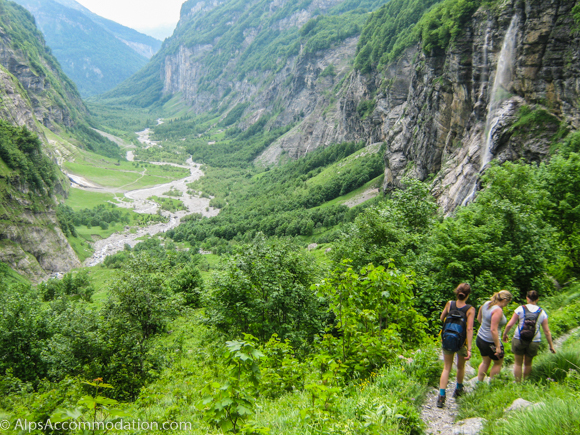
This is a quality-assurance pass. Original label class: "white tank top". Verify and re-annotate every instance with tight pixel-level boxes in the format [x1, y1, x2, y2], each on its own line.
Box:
[477, 301, 507, 342]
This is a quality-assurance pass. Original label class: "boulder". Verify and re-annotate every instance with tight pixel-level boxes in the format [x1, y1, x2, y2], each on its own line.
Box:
[452, 417, 486, 435]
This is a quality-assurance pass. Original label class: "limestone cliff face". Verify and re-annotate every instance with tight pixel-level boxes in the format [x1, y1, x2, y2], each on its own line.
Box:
[310, 0, 579, 213]
[0, 199, 81, 282]
[160, 0, 349, 135]
[153, 0, 578, 212]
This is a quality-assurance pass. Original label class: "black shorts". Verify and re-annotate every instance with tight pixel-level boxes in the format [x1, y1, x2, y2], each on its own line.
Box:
[476, 336, 504, 361]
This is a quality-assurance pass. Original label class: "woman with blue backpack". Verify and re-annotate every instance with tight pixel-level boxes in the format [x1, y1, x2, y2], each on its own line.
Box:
[476, 290, 513, 382]
[437, 283, 475, 408]
[502, 290, 556, 382]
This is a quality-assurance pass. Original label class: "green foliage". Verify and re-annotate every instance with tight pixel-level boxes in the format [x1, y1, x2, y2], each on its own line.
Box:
[319, 64, 336, 77]
[355, 0, 479, 72]
[50, 378, 130, 431]
[417, 0, 479, 53]
[58, 203, 131, 232]
[316, 261, 428, 378]
[222, 102, 251, 127]
[166, 262, 204, 307]
[573, 4, 580, 28]
[484, 397, 580, 435]
[0, 120, 58, 194]
[420, 162, 554, 306]
[198, 336, 264, 433]
[169, 142, 382, 252]
[37, 270, 94, 302]
[510, 105, 561, 138]
[71, 124, 122, 159]
[332, 177, 438, 271]
[259, 334, 305, 398]
[356, 99, 377, 119]
[206, 236, 326, 345]
[355, 0, 441, 72]
[0, 284, 50, 382]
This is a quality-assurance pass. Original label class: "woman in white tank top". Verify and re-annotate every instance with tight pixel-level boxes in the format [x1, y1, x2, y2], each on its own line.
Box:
[476, 290, 512, 382]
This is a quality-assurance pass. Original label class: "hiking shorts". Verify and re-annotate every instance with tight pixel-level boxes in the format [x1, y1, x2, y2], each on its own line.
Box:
[476, 336, 504, 361]
[443, 344, 468, 357]
[511, 338, 541, 358]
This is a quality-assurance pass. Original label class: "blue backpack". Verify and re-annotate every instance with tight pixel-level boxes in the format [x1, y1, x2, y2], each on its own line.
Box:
[442, 301, 471, 352]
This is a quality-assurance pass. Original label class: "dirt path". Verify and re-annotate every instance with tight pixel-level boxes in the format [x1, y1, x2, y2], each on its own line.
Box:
[421, 326, 580, 434]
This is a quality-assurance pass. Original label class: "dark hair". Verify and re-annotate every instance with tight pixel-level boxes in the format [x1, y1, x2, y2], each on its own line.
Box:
[527, 290, 539, 301]
[454, 283, 471, 301]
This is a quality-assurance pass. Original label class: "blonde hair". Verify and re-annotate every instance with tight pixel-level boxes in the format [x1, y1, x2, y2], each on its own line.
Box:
[489, 290, 513, 307]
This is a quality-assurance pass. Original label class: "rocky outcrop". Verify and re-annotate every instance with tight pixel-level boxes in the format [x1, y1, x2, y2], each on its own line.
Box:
[0, 204, 80, 282]
[0, 1, 82, 281]
[152, 0, 578, 212]
[257, 0, 579, 212]
[333, 0, 579, 213]
[0, 1, 87, 132]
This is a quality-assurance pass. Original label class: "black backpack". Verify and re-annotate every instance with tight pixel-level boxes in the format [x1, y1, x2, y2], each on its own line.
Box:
[441, 301, 471, 352]
[519, 305, 542, 342]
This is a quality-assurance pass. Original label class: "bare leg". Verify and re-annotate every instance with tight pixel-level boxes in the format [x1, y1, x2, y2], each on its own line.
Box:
[478, 356, 491, 381]
[523, 355, 534, 380]
[490, 358, 503, 378]
[440, 353, 455, 391]
[514, 354, 524, 382]
[456, 353, 466, 385]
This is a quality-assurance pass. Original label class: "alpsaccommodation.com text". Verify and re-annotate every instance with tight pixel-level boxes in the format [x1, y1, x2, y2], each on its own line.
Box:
[2, 419, 193, 432]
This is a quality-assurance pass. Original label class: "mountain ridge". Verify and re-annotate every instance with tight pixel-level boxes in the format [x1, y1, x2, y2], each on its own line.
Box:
[11, 0, 162, 96]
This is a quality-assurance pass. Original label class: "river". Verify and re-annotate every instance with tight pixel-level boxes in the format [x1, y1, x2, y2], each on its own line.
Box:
[80, 127, 218, 267]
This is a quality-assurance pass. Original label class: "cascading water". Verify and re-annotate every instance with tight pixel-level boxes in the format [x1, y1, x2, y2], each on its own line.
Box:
[462, 15, 519, 206]
[481, 15, 519, 167]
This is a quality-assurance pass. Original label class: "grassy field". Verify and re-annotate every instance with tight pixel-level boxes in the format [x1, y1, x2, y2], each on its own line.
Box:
[87, 266, 122, 307]
[318, 175, 382, 209]
[66, 235, 94, 262]
[64, 150, 189, 189]
[306, 143, 382, 188]
[65, 189, 118, 210]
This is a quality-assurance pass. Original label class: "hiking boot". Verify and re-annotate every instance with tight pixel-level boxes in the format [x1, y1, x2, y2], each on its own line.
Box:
[453, 388, 464, 398]
[436, 394, 446, 408]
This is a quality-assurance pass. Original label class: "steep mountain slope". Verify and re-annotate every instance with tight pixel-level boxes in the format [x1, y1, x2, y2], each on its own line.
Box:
[11, 0, 162, 97]
[102, 0, 580, 213]
[101, 0, 391, 107]
[0, 0, 105, 280]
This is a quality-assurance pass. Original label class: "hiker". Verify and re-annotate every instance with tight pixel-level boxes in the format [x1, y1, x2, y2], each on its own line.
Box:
[437, 283, 475, 408]
[502, 290, 556, 382]
[476, 290, 513, 382]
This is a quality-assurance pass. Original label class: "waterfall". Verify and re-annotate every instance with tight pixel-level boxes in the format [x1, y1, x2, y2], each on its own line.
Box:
[481, 15, 519, 167]
[462, 15, 518, 206]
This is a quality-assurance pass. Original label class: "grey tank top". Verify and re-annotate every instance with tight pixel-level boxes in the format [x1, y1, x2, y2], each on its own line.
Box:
[477, 301, 507, 343]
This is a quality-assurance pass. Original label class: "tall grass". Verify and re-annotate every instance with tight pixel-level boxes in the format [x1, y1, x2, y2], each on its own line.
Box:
[528, 336, 580, 383]
[485, 398, 580, 435]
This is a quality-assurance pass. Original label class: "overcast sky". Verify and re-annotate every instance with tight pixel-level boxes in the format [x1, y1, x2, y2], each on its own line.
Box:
[75, 0, 186, 39]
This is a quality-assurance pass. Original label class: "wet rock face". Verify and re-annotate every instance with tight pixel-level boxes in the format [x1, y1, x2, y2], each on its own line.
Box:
[360, 0, 580, 213]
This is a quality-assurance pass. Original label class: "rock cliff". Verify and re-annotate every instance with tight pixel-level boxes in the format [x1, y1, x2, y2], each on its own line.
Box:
[273, 0, 579, 212]
[107, 0, 579, 213]
[0, 0, 82, 281]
